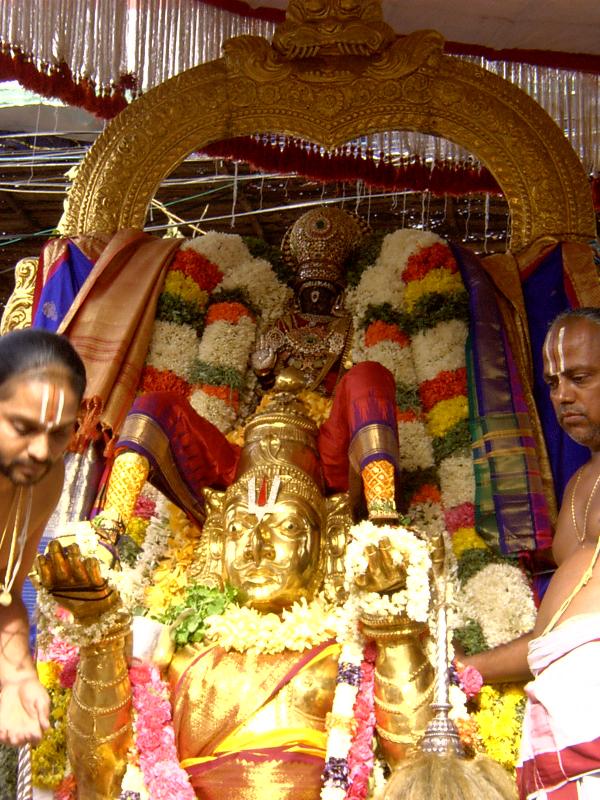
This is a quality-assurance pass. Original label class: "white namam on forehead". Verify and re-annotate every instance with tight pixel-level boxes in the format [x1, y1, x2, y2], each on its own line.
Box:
[39, 381, 65, 429]
[544, 324, 566, 376]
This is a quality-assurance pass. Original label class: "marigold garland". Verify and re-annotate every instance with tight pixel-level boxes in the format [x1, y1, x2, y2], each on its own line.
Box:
[402, 269, 465, 312]
[31, 652, 78, 790]
[426, 395, 469, 439]
[364, 320, 410, 348]
[205, 300, 255, 325]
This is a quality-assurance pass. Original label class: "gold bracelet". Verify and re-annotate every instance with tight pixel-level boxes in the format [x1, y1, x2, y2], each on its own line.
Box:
[374, 695, 407, 713]
[72, 691, 131, 716]
[66, 719, 132, 745]
[375, 724, 412, 744]
[375, 660, 429, 687]
[79, 671, 129, 689]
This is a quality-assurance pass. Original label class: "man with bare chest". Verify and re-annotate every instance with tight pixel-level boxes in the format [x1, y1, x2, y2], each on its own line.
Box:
[464, 308, 600, 799]
[0, 329, 85, 747]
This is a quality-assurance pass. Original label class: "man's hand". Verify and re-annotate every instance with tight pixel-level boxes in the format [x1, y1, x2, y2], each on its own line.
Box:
[0, 674, 50, 746]
[354, 536, 406, 594]
[35, 540, 119, 621]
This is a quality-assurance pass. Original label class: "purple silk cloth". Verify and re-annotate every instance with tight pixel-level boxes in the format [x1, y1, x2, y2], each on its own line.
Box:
[453, 243, 552, 554]
[32, 241, 94, 332]
[521, 244, 588, 506]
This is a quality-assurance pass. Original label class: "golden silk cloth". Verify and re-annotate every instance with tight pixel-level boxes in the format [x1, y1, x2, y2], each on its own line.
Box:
[57, 229, 182, 454]
[169, 641, 338, 800]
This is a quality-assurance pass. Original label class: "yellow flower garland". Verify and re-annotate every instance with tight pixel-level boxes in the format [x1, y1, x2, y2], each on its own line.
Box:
[32, 662, 70, 790]
[426, 396, 469, 439]
[473, 684, 526, 771]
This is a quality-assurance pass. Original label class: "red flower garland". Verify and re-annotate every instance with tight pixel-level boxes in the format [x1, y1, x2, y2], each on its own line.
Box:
[195, 382, 240, 410]
[444, 502, 476, 534]
[139, 366, 192, 398]
[170, 250, 224, 292]
[402, 243, 458, 282]
[410, 484, 442, 505]
[419, 368, 468, 412]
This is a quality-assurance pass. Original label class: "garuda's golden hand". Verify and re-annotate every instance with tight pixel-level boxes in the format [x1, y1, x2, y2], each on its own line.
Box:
[354, 536, 406, 594]
[35, 540, 119, 621]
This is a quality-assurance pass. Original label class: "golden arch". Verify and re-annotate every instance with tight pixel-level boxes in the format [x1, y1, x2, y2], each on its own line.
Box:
[62, 30, 596, 252]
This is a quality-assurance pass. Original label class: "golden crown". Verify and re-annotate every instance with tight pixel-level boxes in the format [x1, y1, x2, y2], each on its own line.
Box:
[226, 389, 325, 519]
[282, 206, 368, 290]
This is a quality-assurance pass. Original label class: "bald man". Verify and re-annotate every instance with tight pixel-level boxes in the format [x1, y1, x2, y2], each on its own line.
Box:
[0, 329, 85, 747]
[464, 308, 600, 798]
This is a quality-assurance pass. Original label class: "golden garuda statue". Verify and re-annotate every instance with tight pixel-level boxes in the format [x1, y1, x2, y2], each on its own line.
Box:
[36, 378, 438, 800]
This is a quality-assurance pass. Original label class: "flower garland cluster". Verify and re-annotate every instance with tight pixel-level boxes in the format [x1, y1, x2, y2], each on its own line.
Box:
[118, 663, 195, 800]
[182, 233, 291, 433]
[321, 521, 434, 800]
[344, 520, 432, 622]
[31, 639, 79, 791]
[321, 633, 375, 800]
[345, 227, 536, 770]
[140, 247, 220, 399]
[204, 594, 338, 654]
[347, 229, 468, 536]
[35, 226, 541, 794]
[472, 684, 527, 770]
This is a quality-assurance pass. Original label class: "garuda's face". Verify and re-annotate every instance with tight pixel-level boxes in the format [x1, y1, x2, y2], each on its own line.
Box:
[222, 492, 321, 612]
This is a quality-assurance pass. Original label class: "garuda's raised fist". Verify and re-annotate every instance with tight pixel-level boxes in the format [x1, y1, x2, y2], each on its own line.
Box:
[34, 539, 119, 621]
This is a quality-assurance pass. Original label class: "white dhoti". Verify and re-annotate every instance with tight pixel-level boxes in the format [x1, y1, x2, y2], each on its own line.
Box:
[517, 615, 600, 800]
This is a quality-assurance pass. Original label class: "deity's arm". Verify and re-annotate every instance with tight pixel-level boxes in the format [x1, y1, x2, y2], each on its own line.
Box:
[35, 543, 133, 800]
[354, 534, 437, 767]
[362, 615, 434, 767]
[103, 450, 150, 526]
[250, 327, 281, 386]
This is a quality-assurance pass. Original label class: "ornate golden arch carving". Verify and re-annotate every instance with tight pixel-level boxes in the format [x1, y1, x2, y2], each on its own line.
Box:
[1, 257, 37, 334]
[61, 23, 595, 252]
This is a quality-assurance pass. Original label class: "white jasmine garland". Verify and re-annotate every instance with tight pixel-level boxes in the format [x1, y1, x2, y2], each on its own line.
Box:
[146, 320, 198, 380]
[181, 232, 252, 276]
[196, 317, 256, 372]
[438, 454, 476, 509]
[204, 594, 338, 654]
[346, 262, 405, 321]
[189, 390, 237, 433]
[458, 562, 537, 648]
[408, 500, 446, 537]
[410, 319, 469, 383]
[219, 256, 291, 326]
[396, 419, 435, 471]
[345, 521, 432, 623]
[36, 591, 129, 649]
[377, 228, 442, 273]
[351, 338, 418, 388]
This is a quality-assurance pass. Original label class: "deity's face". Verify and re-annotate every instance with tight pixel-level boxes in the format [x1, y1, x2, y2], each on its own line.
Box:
[543, 317, 600, 451]
[298, 282, 338, 316]
[222, 491, 322, 612]
[0, 367, 79, 485]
